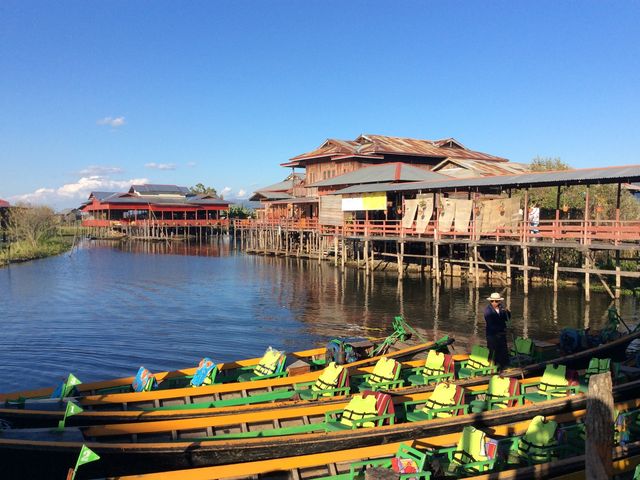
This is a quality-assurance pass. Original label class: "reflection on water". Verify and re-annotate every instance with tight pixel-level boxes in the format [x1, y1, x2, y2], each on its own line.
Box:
[0, 239, 638, 391]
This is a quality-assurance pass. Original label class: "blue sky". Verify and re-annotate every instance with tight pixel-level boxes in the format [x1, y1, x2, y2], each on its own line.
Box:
[1, 1, 639, 208]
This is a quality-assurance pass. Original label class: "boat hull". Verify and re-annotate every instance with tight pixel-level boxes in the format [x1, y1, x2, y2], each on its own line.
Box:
[1, 379, 638, 479]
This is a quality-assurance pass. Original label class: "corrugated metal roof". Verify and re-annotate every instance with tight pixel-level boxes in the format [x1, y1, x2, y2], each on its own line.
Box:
[129, 184, 191, 195]
[284, 134, 507, 166]
[89, 192, 230, 207]
[89, 191, 119, 201]
[257, 173, 305, 193]
[0, 199, 10, 208]
[268, 197, 319, 205]
[310, 163, 451, 187]
[330, 165, 640, 195]
[433, 158, 530, 178]
[249, 191, 294, 201]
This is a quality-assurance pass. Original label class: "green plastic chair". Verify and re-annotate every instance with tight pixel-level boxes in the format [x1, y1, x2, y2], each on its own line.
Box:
[458, 346, 497, 379]
[513, 415, 559, 464]
[325, 391, 394, 431]
[510, 337, 535, 366]
[522, 364, 578, 402]
[469, 375, 521, 413]
[407, 350, 455, 386]
[357, 356, 403, 392]
[348, 444, 431, 479]
[404, 383, 467, 422]
[237, 347, 287, 382]
[297, 362, 350, 400]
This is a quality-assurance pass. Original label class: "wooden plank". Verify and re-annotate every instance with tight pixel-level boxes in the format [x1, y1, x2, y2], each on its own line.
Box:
[557, 267, 640, 278]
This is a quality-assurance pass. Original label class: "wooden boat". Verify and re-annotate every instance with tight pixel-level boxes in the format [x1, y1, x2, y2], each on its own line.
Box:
[2, 321, 638, 428]
[0, 317, 432, 403]
[0, 374, 638, 479]
[103, 401, 640, 480]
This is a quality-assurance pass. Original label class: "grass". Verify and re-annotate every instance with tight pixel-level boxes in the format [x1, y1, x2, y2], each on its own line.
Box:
[0, 237, 73, 266]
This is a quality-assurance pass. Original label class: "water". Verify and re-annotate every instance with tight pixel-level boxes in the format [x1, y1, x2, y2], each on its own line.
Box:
[0, 239, 638, 392]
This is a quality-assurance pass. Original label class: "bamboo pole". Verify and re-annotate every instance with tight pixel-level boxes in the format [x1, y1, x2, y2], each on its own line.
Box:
[506, 245, 512, 286]
[584, 251, 591, 302]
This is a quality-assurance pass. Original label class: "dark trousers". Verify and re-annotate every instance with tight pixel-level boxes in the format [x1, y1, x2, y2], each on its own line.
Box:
[487, 332, 510, 370]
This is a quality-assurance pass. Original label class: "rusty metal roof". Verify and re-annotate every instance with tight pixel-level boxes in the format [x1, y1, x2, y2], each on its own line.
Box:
[310, 163, 450, 187]
[249, 191, 294, 201]
[330, 164, 640, 195]
[433, 158, 530, 178]
[283, 134, 507, 167]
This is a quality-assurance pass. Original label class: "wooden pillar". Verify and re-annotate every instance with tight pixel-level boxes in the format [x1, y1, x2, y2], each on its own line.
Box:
[434, 243, 440, 285]
[523, 245, 529, 295]
[364, 239, 370, 275]
[584, 250, 591, 302]
[334, 235, 339, 267]
[473, 244, 479, 285]
[398, 241, 404, 279]
[340, 236, 345, 270]
[505, 245, 512, 286]
[523, 188, 529, 243]
[554, 185, 561, 244]
[553, 250, 559, 292]
[586, 372, 613, 479]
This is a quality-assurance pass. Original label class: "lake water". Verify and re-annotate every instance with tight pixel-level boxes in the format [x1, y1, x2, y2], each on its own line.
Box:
[1, 239, 638, 392]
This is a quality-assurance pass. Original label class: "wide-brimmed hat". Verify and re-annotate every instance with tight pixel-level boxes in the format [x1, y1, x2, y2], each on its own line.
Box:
[486, 292, 504, 302]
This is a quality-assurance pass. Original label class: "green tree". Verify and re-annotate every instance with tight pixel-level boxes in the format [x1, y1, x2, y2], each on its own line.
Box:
[520, 157, 640, 221]
[190, 183, 218, 197]
[7, 204, 59, 248]
[227, 205, 255, 219]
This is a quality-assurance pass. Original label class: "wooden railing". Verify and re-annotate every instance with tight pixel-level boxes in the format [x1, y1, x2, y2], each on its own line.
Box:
[234, 218, 640, 245]
[83, 219, 230, 228]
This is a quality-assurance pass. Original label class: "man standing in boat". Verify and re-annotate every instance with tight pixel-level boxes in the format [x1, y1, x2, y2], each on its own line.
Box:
[484, 292, 511, 370]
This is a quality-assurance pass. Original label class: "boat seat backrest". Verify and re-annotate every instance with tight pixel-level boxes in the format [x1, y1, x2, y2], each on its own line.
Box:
[467, 345, 493, 369]
[512, 337, 534, 356]
[538, 364, 568, 396]
[518, 415, 558, 461]
[339, 394, 378, 428]
[191, 357, 217, 387]
[486, 375, 518, 408]
[449, 426, 489, 472]
[253, 347, 285, 377]
[423, 383, 463, 418]
[132, 367, 157, 392]
[391, 444, 427, 474]
[424, 350, 446, 375]
[312, 362, 348, 394]
[339, 391, 393, 428]
[369, 357, 400, 384]
[585, 358, 611, 378]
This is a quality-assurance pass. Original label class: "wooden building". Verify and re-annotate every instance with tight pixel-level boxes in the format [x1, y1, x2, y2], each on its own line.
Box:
[251, 134, 515, 221]
[80, 184, 230, 239]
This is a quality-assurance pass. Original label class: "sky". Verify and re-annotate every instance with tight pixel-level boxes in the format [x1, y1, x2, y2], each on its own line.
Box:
[1, 1, 639, 209]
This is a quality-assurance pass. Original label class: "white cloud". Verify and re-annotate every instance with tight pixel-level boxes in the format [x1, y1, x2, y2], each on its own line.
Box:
[145, 162, 176, 170]
[78, 165, 124, 176]
[186, 161, 197, 167]
[9, 176, 149, 208]
[236, 189, 247, 198]
[220, 187, 232, 196]
[97, 116, 126, 128]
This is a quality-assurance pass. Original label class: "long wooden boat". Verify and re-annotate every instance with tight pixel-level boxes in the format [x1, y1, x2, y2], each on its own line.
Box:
[0, 319, 435, 403]
[0, 375, 638, 479]
[2, 323, 638, 428]
[104, 401, 640, 480]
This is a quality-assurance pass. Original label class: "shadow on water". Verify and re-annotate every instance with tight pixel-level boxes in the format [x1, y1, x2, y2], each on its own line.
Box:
[0, 239, 637, 391]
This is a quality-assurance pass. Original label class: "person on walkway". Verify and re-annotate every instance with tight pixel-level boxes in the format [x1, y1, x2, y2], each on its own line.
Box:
[484, 292, 511, 370]
[528, 202, 540, 235]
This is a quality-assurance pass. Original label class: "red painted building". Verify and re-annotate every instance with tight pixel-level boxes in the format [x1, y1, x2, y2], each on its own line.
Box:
[80, 184, 230, 232]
